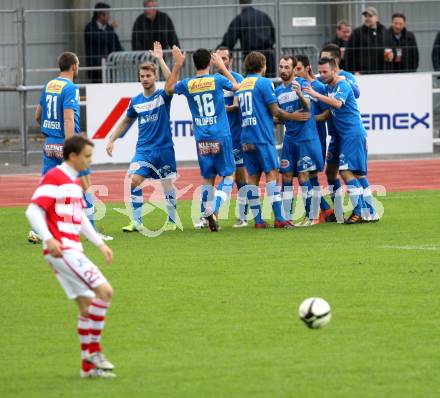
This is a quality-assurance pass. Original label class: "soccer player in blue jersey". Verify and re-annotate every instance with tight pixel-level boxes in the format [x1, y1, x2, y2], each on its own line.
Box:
[165, 46, 241, 232]
[320, 44, 377, 221]
[106, 42, 178, 232]
[31, 52, 112, 243]
[276, 55, 324, 227]
[237, 52, 302, 229]
[305, 57, 377, 224]
[215, 46, 249, 228]
[293, 55, 334, 223]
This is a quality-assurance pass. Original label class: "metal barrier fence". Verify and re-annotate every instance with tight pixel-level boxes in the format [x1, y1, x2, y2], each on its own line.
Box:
[0, 1, 440, 165]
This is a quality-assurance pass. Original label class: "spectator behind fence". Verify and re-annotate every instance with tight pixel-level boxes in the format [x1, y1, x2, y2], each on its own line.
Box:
[345, 6, 389, 74]
[433, 32, 440, 71]
[219, 0, 276, 77]
[132, 1, 180, 51]
[84, 2, 123, 83]
[329, 20, 351, 70]
[386, 13, 419, 73]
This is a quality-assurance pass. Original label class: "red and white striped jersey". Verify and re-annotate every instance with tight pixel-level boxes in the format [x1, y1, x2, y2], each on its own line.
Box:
[31, 164, 85, 254]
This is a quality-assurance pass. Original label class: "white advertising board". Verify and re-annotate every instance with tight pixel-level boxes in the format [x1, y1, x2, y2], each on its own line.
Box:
[86, 74, 432, 164]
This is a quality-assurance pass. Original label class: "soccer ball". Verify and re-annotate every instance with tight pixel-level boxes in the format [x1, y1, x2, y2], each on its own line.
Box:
[299, 297, 332, 329]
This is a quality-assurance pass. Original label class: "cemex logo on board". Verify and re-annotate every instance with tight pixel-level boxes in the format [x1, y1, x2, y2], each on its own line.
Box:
[361, 112, 430, 131]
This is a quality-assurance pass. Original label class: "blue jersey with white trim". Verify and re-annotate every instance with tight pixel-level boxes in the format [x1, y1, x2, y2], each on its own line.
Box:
[310, 79, 328, 139]
[224, 71, 244, 148]
[40, 77, 80, 138]
[326, 80, 366, 137]
[126, 89, 173, 150]
[238, 74, 278, 145]
[175, 73, 233, 141]
[275, 77, 317, 141]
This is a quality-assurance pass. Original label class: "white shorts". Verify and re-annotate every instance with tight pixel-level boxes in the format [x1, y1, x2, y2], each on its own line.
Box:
[45, 249, 108, 300]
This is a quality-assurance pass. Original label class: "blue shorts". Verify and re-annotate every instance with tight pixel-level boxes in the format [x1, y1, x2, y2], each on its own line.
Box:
[233, 146, 244, 168]
[41, 137, 64, 175]
[339, 134, 368, 175]
[242, 142, 279, 176]
[280, 138, 324, 174]
[196, 135, 235, 179]
[326, 135, 340, 165]
[129, 146, 176, 179]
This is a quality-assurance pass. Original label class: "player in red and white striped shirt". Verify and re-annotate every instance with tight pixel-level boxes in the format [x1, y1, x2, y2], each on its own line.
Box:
[25, 135, 116, 378]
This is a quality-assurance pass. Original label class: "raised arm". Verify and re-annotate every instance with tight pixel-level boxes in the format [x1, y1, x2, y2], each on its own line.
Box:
[292, 80, 310, 112]
[211, 52, 239, 91]
[164, 45, 186, 95]
[150, 41, 171, 80]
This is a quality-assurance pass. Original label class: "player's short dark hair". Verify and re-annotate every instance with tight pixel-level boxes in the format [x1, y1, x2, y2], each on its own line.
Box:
[318, 57, 337, 70]
[216, 46, 233, 59]
[192, 48, 211, 70]
[392, 12, 406, 22]
[58, 52, 78, 72]
[320, 43, 341, 61]
[295, 54, 310, 68]
[243, 51, 266, 74]
[280, 55, 297, 67]
[63, 135, 94, 161]
[93, 2, 111, 21]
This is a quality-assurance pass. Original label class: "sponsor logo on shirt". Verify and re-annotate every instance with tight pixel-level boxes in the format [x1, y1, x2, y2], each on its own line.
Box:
[238, 78, 257, 91]
[133, 96, 165, 113]
[46, 79, 67, 94]
[277, 91, 298, 105]
[188, 78, 216, 94]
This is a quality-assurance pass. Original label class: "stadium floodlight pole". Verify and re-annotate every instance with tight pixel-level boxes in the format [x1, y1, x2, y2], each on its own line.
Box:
[17, 7, 28, 166]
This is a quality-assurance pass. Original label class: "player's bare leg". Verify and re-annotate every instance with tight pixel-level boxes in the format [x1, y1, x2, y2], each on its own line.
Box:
[233, 167, 249, 228]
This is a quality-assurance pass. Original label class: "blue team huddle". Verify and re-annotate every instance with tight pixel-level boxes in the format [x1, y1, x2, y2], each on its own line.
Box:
[30, 41, 379, 242]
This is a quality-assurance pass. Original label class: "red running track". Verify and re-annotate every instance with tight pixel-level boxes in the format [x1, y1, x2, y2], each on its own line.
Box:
[0, 158, 439, 207]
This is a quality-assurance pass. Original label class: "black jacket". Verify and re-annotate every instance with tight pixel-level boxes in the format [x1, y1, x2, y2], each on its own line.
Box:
[220, 6, 275, 53]
[432, 32, 440, 71]
[84, 20, 123, 67]
[345, 23, 388, 74]
[131, 11, 179, 51]
[386, 27, 419, 73]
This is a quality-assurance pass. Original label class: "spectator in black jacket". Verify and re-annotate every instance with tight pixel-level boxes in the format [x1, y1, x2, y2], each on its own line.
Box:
[386, 13, 419, 73]
[220, 0, 276, 77]
[329, 20, 352, 70]
[132, 1, 180, 51]
[345, 6, 389, 74]
[85, 2, 123, 83]
[431, 32, 440, 71]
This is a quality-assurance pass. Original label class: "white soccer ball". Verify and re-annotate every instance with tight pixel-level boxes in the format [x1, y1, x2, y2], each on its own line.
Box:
[299, 297, 332, 329]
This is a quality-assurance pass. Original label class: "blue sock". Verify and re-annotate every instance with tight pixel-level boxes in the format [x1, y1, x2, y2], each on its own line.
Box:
[346, 179, 363, 216]
[130, 186, 143, 223]
[281, 181, 294, 221]
[164, 188, 177, 223]
[246, 185, 263, 224]
[237, 182, 249, 220]
[201, 184, 215, 216]
[266, 180, 284, 222]
[299, 180, 313, 219]
[214, 176, 234, 214]
[83, 192, 96, 229]
[357, 176, 375, 215]
[310, 175, 330, 211]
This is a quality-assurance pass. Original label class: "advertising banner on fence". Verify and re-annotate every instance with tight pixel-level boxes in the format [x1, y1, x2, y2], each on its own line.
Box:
[86, 73, 432, 164]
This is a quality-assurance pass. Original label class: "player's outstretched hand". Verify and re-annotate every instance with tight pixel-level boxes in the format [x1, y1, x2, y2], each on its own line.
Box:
[150, 41, 163, 60]
[99, 244, 113, 264]
[172, 46, 185, 66]
[303, 86, 317, 98]
[106, 141, 114, 157]
[291, 111, 310, 121]
[47, 238, 63, 258]
[211, 52, 226, 71]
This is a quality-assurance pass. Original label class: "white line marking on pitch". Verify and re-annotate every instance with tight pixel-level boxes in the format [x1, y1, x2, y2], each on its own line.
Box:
[379, 245, 440, 251]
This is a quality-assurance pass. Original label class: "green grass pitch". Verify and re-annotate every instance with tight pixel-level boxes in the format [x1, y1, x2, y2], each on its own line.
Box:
[1, 190, 439, 397]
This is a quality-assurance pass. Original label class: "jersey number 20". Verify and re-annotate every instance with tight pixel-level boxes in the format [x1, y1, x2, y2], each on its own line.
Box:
[194, 93, 215, 117]
[46, 95, 58, 120]
[238, 92, 253, 117]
